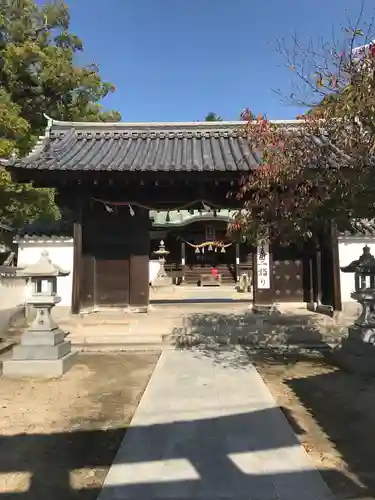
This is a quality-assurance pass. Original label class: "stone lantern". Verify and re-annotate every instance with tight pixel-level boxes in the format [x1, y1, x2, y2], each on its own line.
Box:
[152, 240, 172, 287]
[2, 250, 76, 377]
[336, 245, 375, 374]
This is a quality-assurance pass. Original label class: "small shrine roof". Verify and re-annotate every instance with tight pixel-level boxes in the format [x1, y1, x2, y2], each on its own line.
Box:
[18, 250, 69, 277]
[5, 116, 302, 173]
[150, 209, 236, 227]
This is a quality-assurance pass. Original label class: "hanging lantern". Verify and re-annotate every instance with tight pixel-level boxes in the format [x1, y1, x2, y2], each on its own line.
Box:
[195, 247, 200, 254]
[208, 245, 213, 252]
[202, 246, 205, 254]
[221, 247, 226, 253]
[214, 247, 217, 253]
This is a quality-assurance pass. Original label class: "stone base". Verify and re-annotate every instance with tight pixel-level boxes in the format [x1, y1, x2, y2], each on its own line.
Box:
[128, 306, 148, 313]
[2, 351, 77, 378]
[333, 348, 375, 375]
[252, 303, 276, 314]
[11, 340, 71, 360]
[331, 322, 375, 375]
[333, 333, 375, 375]
[316, 304, 334, 316]
[19, 329, 66, 347]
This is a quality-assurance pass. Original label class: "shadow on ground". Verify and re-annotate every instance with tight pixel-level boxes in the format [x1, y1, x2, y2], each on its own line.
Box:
[0, 407, 365, 499]
[286, 369, 375, 499]
[168, 308, 342, 369]
[167, 308, 375, 498]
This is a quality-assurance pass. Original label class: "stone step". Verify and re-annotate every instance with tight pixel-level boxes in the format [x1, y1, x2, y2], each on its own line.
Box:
[0, 341, 14, 356]
[66, 323, 168, 352]
[72, 343, 167, 352]
[67, 328, 164, 340]
[58, 315, 133, 323]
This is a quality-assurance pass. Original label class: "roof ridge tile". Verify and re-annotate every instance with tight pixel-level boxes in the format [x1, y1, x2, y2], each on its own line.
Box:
[12, 124, 259, 172]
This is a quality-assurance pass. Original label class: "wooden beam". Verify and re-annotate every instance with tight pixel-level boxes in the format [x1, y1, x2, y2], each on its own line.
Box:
[71, 206, 82, 314]
[129, 209, 150, 308]
[316, 247, 322, 306]
[308, 255, 314, 304]
[129, 254, 149, 307]
[330, 222, 342, 311]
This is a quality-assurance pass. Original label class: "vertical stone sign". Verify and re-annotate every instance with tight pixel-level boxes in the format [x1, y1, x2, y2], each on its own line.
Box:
[257, 237, 270, 289]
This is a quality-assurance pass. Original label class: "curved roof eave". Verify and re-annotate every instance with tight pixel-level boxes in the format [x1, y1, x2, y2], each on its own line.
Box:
[152, 213, 235, 228]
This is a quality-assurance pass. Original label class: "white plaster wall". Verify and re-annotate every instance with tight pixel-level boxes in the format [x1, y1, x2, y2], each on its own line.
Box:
[338, 236, 375, 303]
[149, 260, 161, 284]
[0, 271, 27, 335]
[17, 239, 74, 307]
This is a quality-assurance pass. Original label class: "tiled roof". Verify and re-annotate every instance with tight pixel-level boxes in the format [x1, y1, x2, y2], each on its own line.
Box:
[15, 220, 73, 240]
[340, 219, 375, 237]
[6, 117, 301, 173]
[352, 219, 375, 236]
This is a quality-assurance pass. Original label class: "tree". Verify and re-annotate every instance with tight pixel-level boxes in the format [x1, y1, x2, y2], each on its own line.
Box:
[205, 112, 223, 121]
[230, 9, 375, 243]
[0, 0, 120, 226]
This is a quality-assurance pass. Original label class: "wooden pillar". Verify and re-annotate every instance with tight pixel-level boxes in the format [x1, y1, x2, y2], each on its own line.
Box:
[316, 247, 322, 307]
[71, 206, 82, 315]
[308, 255, 314, 304]
[129, 208, 150, 308]
[330, 222, 342, 311]
[252, 250, 257, 306]
[305, 240, 316, 311]
[235, 243, 240, 281]
[181, 241, 186, 284]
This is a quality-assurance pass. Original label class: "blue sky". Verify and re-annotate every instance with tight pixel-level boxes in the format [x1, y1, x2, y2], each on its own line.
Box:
[48, 0, 374, 121]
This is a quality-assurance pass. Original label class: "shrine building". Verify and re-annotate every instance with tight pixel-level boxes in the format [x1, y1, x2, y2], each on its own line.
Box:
[5, 117, 342, 314]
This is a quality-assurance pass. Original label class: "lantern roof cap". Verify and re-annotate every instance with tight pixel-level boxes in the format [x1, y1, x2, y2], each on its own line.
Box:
[341, 245, 375, 274]
[18, 250, 69, 277]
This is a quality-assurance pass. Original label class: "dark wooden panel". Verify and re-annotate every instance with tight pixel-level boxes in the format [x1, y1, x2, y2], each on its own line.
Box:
[71, 219, 82, 314]
[130, 255, 149, 307]
[81, 255, 95, 308]
[255, 244, 305, 304]
[272, 260, 304, 302]
[95, 259, 129, 306]
[319, 225, 342, 310]
[128, 208, 150, 307]
[330, 224, 342, 311]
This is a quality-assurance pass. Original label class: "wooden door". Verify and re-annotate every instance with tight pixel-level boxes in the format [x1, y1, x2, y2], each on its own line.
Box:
[80, 255, 95, 308]
[95, 259, 130, 306]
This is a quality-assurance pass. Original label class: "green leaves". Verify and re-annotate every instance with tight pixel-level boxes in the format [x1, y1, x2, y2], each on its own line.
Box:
[0, 88, 29, 157]
[235, 23, 375, 242]
[0, 169, 60, 226]
[345, 28, 364, 37]
[0, 0, 120, 227]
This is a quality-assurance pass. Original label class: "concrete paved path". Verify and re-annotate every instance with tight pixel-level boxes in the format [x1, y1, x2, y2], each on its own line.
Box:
[98, 349, 334, 499]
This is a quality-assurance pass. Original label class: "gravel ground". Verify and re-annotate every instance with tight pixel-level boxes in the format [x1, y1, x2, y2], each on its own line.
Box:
[0, 352, 160, 500]
[255, 354, 375, 500]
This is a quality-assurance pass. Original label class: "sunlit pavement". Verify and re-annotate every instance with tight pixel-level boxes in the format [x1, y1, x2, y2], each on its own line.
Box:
[97, 349, 334, 499]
